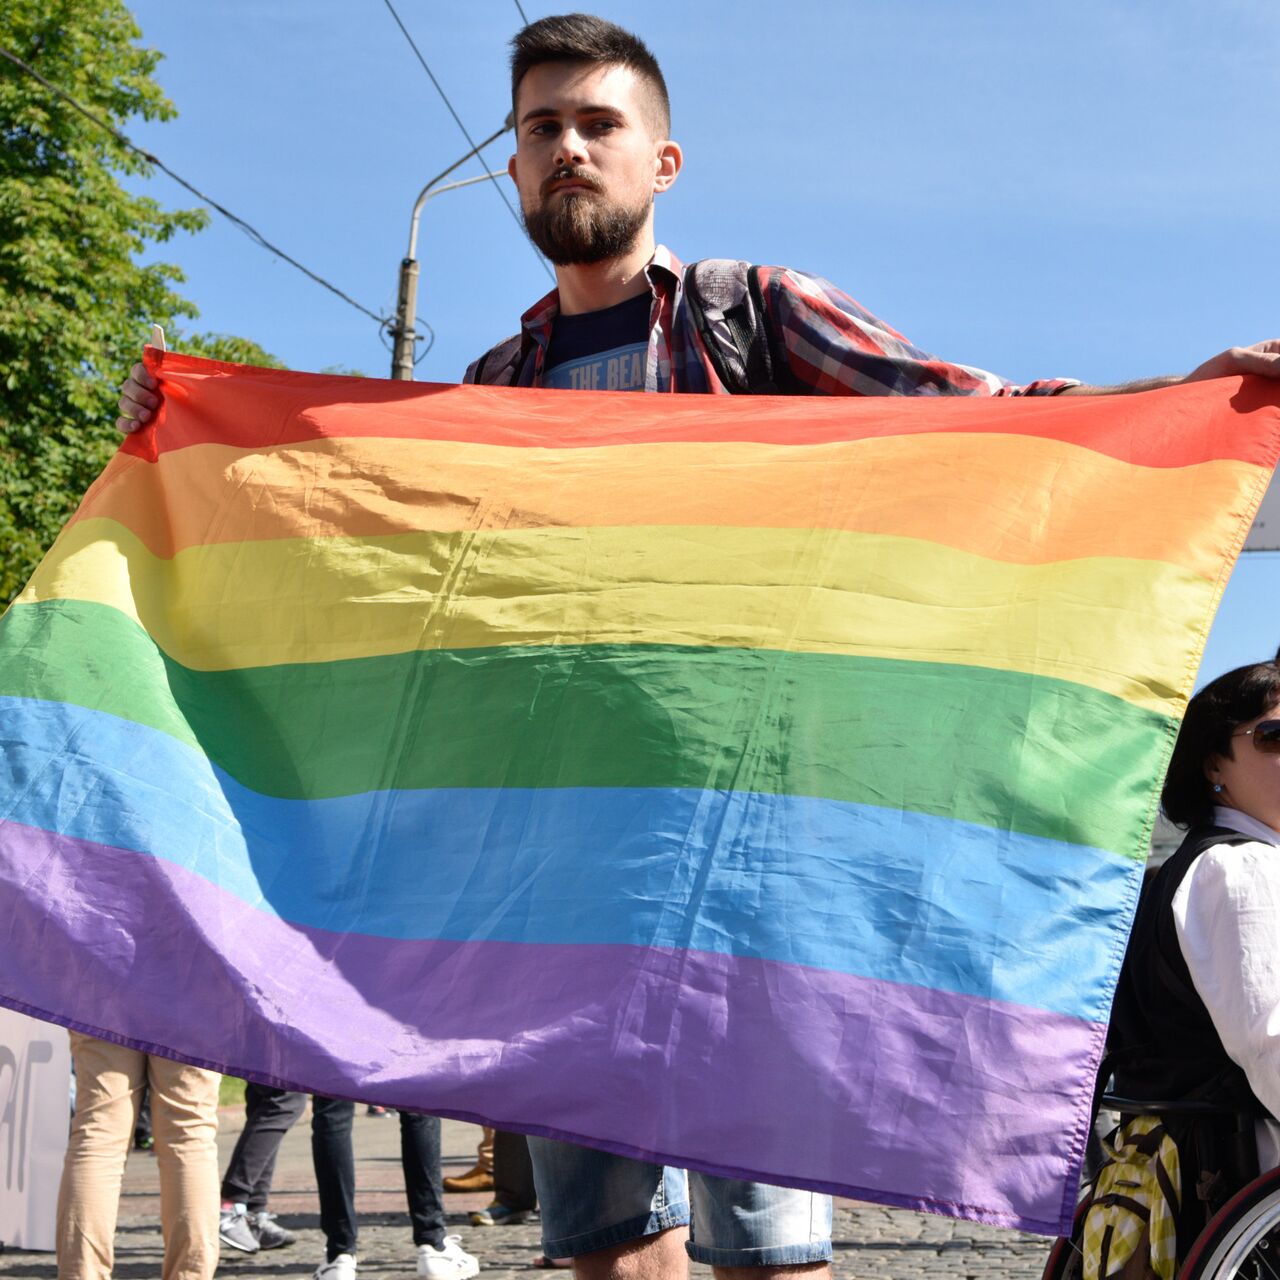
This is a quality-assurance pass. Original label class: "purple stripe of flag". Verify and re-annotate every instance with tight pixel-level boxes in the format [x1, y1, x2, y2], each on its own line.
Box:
[0, 819, 1096, 1233]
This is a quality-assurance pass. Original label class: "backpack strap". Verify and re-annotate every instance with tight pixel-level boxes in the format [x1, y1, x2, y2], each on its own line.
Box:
[685, 259, 792, 395]
[466, 332, 526, 386]
[473, 262, 794, 393]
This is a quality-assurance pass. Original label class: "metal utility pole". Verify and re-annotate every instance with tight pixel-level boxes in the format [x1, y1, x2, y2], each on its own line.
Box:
[391, 114, 515, 379]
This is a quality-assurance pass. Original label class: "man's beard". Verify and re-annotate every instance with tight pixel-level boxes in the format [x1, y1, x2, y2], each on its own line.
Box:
[522, 169, 650, 266]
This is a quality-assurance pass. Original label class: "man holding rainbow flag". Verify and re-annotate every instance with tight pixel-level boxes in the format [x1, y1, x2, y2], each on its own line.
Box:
[30, 11, 1280, 1280]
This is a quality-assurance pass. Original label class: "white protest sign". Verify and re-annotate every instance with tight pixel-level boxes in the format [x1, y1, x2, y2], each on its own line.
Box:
[0, 1008, 70, 1251]
[1245, 472, 1280, 552]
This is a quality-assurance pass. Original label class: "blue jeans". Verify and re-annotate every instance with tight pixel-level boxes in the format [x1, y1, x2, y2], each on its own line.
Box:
[528, 1137, 833, 1266]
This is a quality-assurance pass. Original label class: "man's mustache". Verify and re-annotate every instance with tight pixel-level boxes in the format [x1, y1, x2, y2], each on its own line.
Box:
[541, 167, 604, 198]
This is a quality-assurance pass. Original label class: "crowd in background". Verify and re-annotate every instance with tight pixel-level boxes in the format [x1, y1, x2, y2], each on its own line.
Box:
[55, 1062, 554, 1280]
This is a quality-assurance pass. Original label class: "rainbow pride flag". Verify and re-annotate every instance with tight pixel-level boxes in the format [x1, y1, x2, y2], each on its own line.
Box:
[1, 354, 1277, 1234]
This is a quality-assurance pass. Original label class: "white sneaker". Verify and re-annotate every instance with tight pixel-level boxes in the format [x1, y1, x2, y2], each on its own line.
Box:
[417, 1236, 480, 1280]
[315, 1253, 357, 1280]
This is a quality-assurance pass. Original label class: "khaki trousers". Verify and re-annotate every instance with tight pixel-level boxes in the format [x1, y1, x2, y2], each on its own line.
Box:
[478, 1126, 495, 1175]
[56, 1032, 221, 1280]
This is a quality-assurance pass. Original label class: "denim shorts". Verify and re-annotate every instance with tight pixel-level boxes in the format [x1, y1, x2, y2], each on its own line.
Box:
[527, 1137, 833, 1266]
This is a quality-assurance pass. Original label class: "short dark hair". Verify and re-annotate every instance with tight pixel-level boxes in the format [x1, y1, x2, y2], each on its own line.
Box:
[1162, 659, 1280, 827]
[510, 13, 670, 135]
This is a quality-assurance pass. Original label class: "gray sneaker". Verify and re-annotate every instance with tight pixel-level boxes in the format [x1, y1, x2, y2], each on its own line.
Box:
[251, 1210, 296, 1250]
[218, 1203, 260, 1253]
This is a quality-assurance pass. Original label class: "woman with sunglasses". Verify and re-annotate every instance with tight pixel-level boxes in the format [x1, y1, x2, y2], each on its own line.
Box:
[1108, 660, 1280, 1236]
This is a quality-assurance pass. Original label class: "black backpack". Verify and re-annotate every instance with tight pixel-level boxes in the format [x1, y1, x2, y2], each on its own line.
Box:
[466, 259, 794, 395]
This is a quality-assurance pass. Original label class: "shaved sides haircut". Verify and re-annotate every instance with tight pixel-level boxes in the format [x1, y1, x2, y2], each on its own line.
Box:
[510, 12, 671, 136]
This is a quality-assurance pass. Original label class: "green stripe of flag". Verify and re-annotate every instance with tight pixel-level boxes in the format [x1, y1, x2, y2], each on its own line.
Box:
[0, 597, 1171, 855]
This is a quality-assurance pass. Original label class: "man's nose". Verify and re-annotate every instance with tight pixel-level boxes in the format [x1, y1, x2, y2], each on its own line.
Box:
[554, 128, 588, 168]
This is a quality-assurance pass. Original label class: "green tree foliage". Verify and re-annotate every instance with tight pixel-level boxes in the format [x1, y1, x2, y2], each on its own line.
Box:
[177, 331, 285, 369]
[0, 2, 279, 602]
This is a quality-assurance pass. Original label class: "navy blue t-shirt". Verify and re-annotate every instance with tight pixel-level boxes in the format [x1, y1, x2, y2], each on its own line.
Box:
[543, 292, 649, 391]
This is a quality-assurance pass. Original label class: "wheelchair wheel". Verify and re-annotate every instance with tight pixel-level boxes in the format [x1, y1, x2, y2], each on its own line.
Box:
[1180, 1167, 1280, 1280]
[1041, 1195, 1090, 1280]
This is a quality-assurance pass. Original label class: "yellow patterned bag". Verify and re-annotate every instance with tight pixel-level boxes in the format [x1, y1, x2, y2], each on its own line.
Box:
[1082, 1117, 1181, 1280]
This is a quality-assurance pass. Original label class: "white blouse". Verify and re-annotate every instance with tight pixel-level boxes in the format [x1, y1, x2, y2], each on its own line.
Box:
[1172, 805, 1280, 1165]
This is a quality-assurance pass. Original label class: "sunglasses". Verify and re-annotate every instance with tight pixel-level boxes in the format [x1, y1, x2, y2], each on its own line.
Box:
[1232, 720, 1280, 753]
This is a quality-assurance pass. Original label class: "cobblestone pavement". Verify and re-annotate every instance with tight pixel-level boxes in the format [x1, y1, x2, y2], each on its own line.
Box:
[0, 1106, 1057, 1280]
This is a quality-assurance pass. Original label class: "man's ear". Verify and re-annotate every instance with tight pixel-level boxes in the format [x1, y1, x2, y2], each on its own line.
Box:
[507, 154, 519, 183]
[653, 140, 682, 194]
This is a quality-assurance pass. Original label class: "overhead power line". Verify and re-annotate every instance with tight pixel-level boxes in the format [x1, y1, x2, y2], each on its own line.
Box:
[0, 43, 394, 331]
[379, 0, 553, 281]
[512, 0, 531, 23]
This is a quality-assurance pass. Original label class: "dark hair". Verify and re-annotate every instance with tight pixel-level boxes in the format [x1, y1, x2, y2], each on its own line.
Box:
[1162, 660, 1280, 827]
[510, 13, 670, 134]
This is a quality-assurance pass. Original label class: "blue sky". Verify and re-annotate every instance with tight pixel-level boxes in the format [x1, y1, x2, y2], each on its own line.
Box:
[121, 0, 1280, 680]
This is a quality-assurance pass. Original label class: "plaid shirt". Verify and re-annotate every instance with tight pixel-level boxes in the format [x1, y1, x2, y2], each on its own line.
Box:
[465, 245, 1077, 396]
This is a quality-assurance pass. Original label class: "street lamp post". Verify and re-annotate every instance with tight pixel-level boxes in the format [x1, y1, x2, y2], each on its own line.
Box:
[390, 114, 515, 380]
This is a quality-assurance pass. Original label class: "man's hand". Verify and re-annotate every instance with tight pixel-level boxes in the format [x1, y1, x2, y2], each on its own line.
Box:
[1185, 340, 1280, 384]
[117, 362, 160, 434]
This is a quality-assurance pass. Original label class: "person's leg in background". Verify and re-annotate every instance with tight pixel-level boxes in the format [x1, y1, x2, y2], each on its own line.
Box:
[472, 1129, 536, 1226]
[134, 1084, 154, 1151]
[219, 1084, 307, 1251]
[311, 1096, 358, 1279]
[400, 1111, 479, 1278]
[147, 1053, 221, 1280]
[444, 1127, 495, 1194]
[56, 1033, 148, 1280]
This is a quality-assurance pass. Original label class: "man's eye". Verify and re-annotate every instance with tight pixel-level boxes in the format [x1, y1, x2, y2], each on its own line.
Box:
[530, 122, 557, 136]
